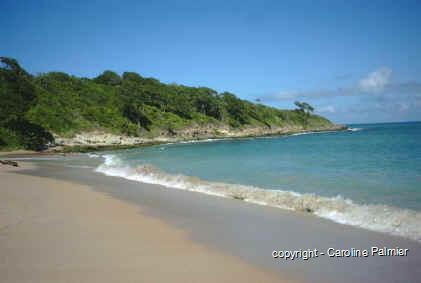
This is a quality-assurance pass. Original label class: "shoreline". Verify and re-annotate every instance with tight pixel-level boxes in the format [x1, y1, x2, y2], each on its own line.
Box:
[0, 125, 347, 155]
[95, 152, 421, 243]
[0, 163, 290, 283]
[3, 124, 420, 243]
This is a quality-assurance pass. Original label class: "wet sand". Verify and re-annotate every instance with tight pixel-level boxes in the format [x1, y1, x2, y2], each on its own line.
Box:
[0, 163, 288, 283]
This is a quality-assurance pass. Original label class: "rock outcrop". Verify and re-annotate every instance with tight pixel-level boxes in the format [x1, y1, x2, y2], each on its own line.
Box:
[53, 123, 346, 149]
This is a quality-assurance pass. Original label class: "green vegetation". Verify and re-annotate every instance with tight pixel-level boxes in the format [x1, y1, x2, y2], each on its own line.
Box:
[0, 57, 334, 151]
[0, 58, 54, 150]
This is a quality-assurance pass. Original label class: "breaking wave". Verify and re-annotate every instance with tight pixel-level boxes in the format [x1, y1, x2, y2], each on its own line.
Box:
[95, 154, 421, 242]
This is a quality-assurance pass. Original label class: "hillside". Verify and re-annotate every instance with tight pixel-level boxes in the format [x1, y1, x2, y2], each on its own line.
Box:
[0, 57, 341, 151]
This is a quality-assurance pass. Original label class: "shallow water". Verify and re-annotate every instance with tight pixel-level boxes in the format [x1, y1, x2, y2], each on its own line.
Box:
[103, 122, 421, 209]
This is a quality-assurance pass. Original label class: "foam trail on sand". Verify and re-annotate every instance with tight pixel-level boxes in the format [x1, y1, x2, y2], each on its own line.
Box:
[95, 154, 421, 242]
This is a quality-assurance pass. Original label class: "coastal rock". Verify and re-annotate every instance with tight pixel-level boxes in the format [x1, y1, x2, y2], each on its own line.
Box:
[52, 124, 346, 149]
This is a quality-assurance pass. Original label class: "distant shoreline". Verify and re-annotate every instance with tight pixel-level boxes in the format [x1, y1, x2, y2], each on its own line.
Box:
[1, 124, 347, 155]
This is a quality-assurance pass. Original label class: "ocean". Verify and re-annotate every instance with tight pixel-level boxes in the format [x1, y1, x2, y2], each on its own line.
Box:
[90, 122, 420, 241]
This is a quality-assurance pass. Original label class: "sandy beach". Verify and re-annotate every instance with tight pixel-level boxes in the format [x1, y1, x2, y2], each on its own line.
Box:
[0, 163, 288, 283]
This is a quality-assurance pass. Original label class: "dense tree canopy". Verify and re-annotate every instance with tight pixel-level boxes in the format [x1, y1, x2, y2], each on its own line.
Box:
[94, 70, 122, 86]
[0, 57, 54, 150]
[0, 58, 332, 150]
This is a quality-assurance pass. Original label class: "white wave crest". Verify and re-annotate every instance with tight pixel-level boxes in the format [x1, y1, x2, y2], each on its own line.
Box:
[87, 153, 101, 158]
[165, 138, 226, 146]
[289, 130, 339, 137]
[96, 154, 421, 242]
[348, 127, 363, 132]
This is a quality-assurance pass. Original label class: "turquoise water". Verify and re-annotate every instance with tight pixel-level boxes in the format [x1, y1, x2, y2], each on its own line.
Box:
[106, 122, 421, 210]
[96, 122, 421, 241]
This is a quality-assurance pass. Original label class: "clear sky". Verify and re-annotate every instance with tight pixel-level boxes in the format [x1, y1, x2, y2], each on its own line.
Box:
[1, 0, 420, 124]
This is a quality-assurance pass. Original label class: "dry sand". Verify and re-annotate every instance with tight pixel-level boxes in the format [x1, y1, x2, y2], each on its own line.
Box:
[0, 163, 288, 283]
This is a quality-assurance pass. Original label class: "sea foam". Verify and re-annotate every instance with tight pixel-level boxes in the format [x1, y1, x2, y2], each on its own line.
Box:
[95, 154, 421, 242]
[348, 127, 363, 132]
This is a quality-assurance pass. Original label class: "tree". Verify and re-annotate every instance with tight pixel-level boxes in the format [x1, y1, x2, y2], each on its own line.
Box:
[94, 70, 122, 86]
[0, 57, 56, 150]
[222, 92, 249, 126]
[5, 118, 54, 150]
[122, 102, 152, 131]
[294, 101, 314, 126]
[0, 57, 36, 122]
[190, 88, 222, 120]
[294, 101, 314, 114]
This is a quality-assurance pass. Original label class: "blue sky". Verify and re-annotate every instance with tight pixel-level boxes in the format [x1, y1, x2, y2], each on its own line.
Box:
[1, 0, 420, 123]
